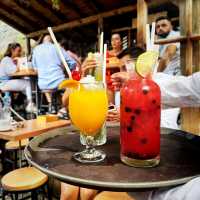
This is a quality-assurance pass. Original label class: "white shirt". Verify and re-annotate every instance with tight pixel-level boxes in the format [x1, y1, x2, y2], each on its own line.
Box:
[154, 72, 200, 108]
[159, 30, 181, 75]
[150, 72, 200, 200]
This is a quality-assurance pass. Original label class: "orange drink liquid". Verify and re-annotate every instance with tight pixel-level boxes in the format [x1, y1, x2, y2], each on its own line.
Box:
[69, 84, 108, 136]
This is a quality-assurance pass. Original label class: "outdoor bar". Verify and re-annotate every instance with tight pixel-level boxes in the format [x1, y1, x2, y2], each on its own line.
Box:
[0, 0, 200, 200]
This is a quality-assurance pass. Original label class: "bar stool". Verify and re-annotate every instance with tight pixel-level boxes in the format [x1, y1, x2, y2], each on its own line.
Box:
[5, 139, 29, 169]
[94, 192, 134, 200]
[39, 89, 60, 114]
[1, 167, 51, 200]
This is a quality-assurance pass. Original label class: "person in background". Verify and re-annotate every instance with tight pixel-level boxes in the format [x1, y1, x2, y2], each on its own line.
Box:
[108, 33, 123, 57]
[156, 16, 181, 75]
[107, 33, 123, 104]
[32, 34, 76, 113]
[0, 43, 36, 113]
[60, 39, 81, 70]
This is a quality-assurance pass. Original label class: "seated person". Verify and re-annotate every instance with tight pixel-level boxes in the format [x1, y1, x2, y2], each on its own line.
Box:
[32, 34, 76, 113]
[60, 39, 82, 71]
[156, 16, 181, 75]
[0, 43, 36, 112]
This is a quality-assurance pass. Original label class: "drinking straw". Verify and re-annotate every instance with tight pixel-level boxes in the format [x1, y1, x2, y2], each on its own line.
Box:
[150, 22, 159, 75]
[103, 43, 107, 86]
[146, 24, 151, 51]
[9, 107, 26, 121]
[47, 27, 72, 79]
[100, 32, 104, 57]
[151, 22, 156, 50]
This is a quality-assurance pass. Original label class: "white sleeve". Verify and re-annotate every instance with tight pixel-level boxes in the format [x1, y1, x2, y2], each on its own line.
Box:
[153, 72, 200, 107]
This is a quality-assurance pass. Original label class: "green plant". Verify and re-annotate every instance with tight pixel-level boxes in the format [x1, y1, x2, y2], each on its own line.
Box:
[51, 0, 60, 10]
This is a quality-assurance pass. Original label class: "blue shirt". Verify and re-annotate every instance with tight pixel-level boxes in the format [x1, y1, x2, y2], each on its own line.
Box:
[0, 56, 17, 81]
[32, 42, 76, 89]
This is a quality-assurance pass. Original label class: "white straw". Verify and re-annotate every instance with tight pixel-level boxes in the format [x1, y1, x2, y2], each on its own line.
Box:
[103, 43, 107, 85]
[146, 24, 151, 51]
[100, 32, 104, 56]
[10, 107, 26, 121]
[151, 22, 156, 50]
[48, 27, 72, 79]
[153, 60, 159, 74]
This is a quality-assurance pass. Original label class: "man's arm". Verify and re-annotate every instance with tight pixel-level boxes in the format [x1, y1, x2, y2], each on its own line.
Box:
[157, 44, 177, 72]
[154, 72, 200, 107]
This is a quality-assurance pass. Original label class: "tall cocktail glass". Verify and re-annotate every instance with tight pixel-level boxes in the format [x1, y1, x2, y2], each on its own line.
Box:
[69, 82, 108, 163]
[120, 75, 161, 167]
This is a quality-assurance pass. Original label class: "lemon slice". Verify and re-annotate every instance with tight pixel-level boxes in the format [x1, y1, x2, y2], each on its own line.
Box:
[136, 51, 158, 77]
[58, 79, 81, 90]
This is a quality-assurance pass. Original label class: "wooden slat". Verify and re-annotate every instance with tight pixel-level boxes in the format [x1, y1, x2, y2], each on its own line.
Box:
[1, 0, 48, 28]
[137, 0, 148, 48]
[63, 0, 89, 17]
[28, 0, 63, 25]
[112, 27, 132, 33]
[155, 36, 187, 45]
[154, 34, 200, 45]
[27, 5, 137, 38]
[35, 0, 68, 21]
[15, 0, 53, 26]
[0, 12, 28, 33]
[0, 7, 34, 32]
[52, 0, 81, 19]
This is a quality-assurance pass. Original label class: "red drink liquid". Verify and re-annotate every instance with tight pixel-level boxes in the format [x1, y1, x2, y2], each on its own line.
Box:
[120, 75, 161, 167]
[106, 67, 120, 91]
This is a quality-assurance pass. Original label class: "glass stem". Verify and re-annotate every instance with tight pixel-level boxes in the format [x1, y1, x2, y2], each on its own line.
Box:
[85, 136, 95, 154]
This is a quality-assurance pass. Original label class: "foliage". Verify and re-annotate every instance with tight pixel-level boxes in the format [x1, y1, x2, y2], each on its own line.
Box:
[51, 0, 60, 10]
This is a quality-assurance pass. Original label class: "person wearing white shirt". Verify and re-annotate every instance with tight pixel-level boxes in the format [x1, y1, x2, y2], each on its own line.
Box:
[111, 71, 200, 200]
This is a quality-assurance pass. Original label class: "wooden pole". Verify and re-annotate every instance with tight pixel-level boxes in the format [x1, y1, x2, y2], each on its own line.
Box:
[26, 37, 31, 56]
[181, 0, 200, 135]
[137, 0, 148, 48]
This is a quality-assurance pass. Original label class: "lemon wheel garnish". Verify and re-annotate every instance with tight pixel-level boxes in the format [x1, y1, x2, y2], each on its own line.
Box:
[58, 79, 81, 90]
[136, 51, 158, 78]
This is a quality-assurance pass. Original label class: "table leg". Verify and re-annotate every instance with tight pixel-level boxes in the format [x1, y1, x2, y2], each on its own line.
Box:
[0, 140, 7, 175]
[35, 79, 39, 117]
[19, 140, 22, 168]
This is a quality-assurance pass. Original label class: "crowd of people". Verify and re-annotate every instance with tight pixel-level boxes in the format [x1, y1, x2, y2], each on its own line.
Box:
[0, 16, 200, 200]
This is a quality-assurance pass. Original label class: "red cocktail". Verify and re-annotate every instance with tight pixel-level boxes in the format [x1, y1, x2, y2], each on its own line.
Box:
[120, 75, 161, 167]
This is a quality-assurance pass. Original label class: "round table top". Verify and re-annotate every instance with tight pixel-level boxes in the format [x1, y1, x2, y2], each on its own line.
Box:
[25, 125, 200, 191]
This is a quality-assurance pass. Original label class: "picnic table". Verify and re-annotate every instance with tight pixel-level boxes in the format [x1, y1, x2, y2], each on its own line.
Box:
[11, 69, 37, 77]
[0, 119, 70, 173]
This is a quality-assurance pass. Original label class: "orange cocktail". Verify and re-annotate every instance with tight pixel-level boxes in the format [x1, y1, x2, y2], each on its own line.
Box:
[69, 82, 108, 163]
